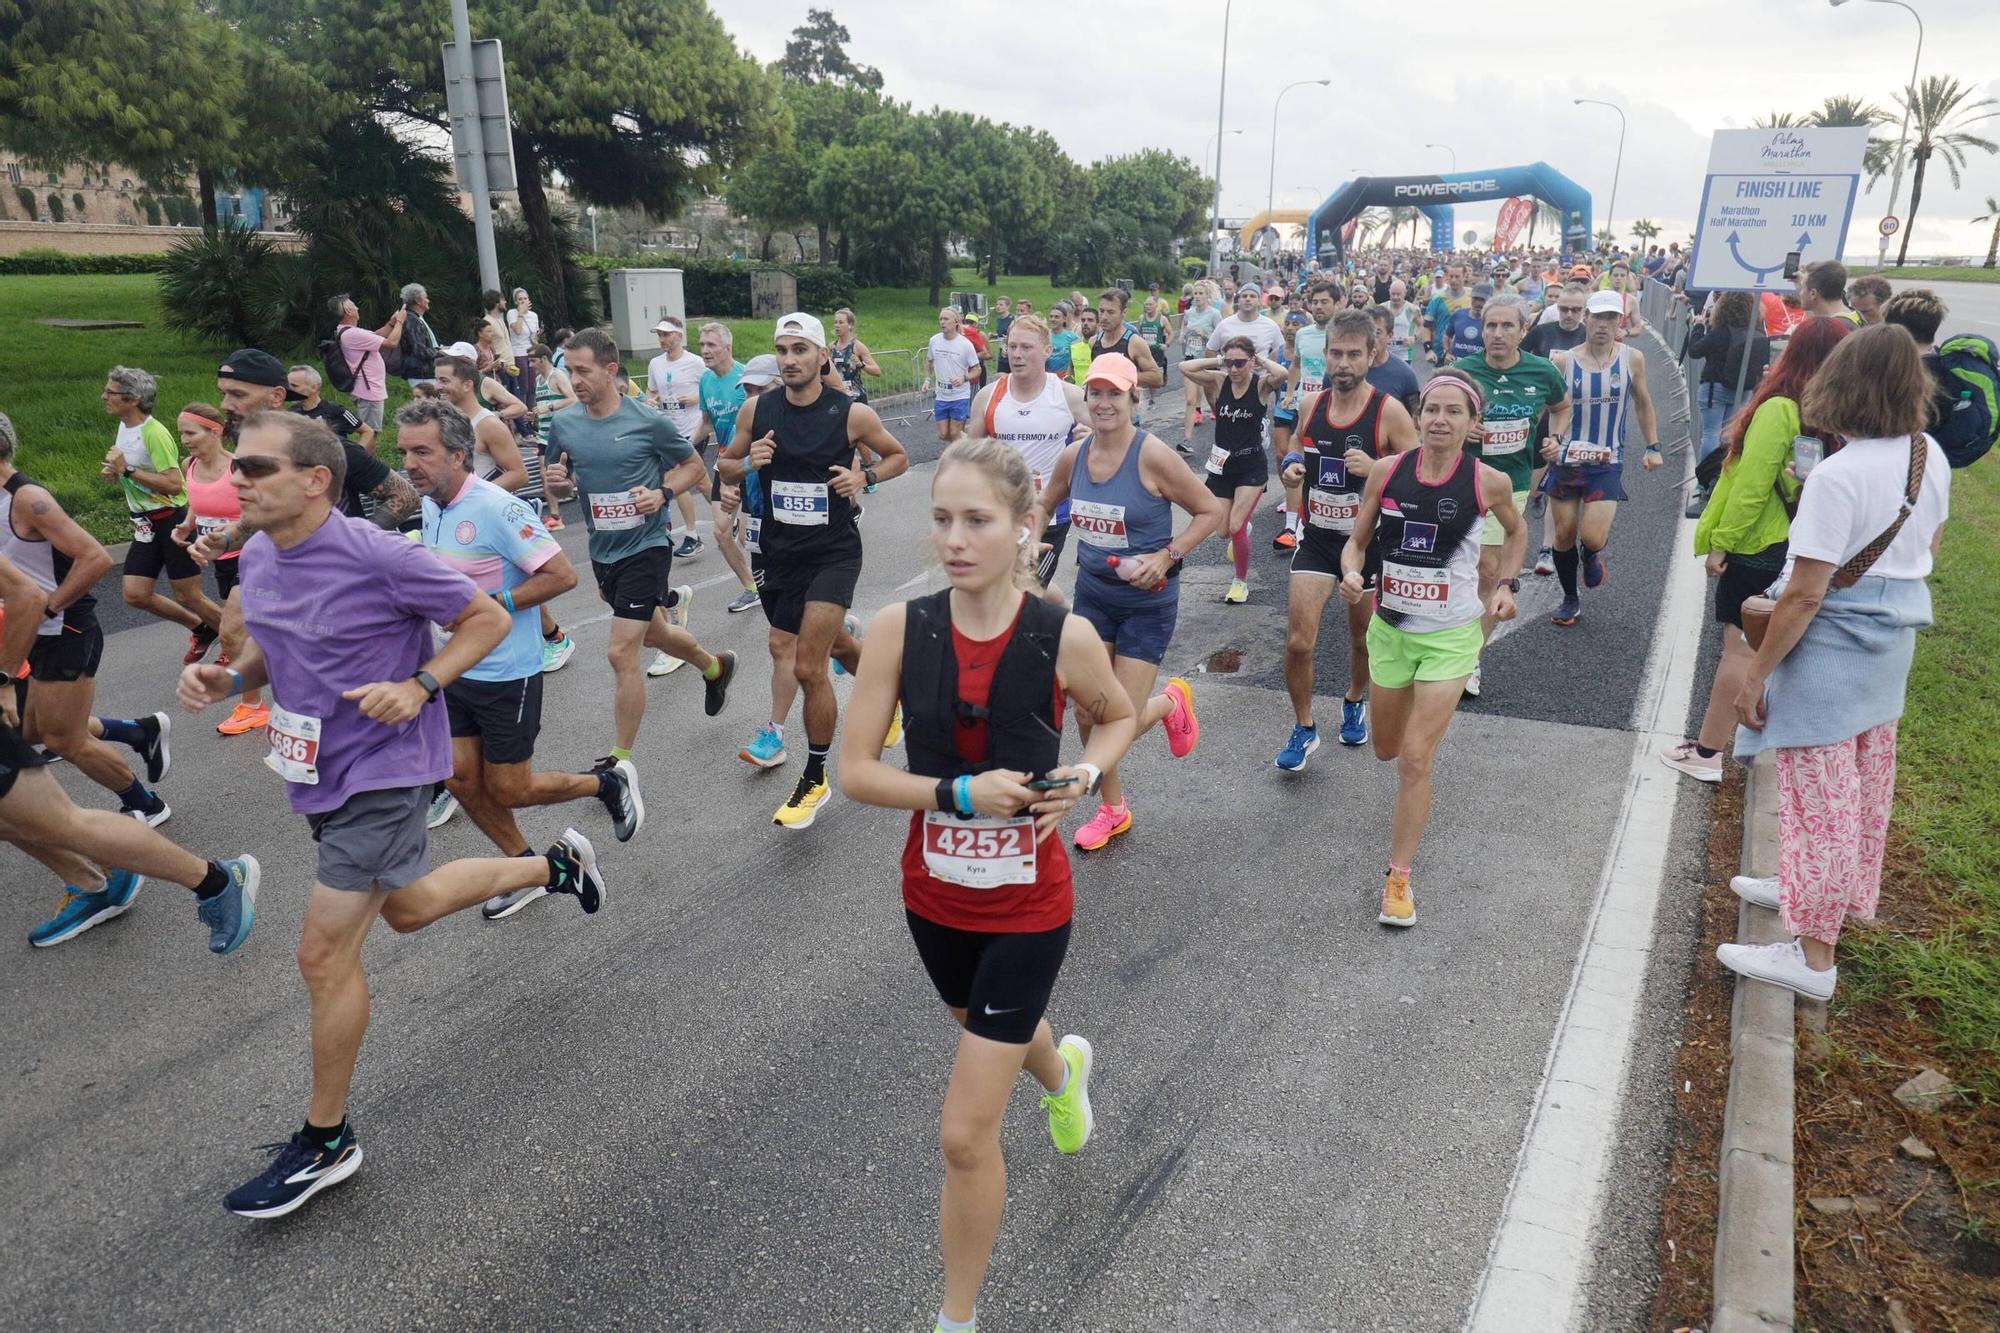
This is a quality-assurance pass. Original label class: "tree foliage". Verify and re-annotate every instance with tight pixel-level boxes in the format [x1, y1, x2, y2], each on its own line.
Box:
[777, 8, 881, 90]
[1884, 74, 1998, 266]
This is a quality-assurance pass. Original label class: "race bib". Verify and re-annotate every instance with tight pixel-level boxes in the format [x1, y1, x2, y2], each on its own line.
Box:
[1206, 443, 1231, 475]
[1565, 441, 1615, 467]
[1481, 416, 1531, 456]
[1307, 490, 1359, 531]
[771, 480, 830, 526]
[263, 703, 323, 785]
[130, 515, 154, 543]
[195, 514, 230, 536]
[588, 490, 645, 531]
[1069, 499, 1128, 549]
[742, 515, 762, 556]
[1380, 561, 1452, 618]
[921, 812, 1038, 889]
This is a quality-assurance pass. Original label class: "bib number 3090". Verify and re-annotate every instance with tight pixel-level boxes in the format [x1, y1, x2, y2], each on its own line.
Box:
[263, 703, 323, 785]
[921, 812, 1038, 889]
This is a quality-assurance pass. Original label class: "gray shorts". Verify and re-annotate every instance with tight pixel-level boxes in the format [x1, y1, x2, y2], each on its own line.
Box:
[352, 398, 386, 431]
[306, 785, 430, 891]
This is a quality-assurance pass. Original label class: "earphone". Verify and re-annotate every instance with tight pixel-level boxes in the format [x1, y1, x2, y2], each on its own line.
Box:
[1018, 527, 1033, 547]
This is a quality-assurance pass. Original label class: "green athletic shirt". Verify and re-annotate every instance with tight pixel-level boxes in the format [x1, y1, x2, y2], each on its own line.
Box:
[1449, 352, 1569, 491]
[113, 415, 187, 511]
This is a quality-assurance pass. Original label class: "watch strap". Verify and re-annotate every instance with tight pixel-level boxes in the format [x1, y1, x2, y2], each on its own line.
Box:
[414, 670, 442, 700]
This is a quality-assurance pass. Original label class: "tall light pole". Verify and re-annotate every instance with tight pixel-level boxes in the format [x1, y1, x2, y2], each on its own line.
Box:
[1266, 79, 1332, 226]
[1425, 142, 1457, 174]
[448, 0, 500, 294]
[1208, 0, 1235, 274]
[1206, 128, 1245, 265]
[1574, 98, 1627, 251]
[1830, 0, 1923, 267]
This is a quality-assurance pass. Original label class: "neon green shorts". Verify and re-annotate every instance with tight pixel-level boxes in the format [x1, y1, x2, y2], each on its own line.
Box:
[1366, 616, 1484, 690]
[1482, 489, 1531, 546]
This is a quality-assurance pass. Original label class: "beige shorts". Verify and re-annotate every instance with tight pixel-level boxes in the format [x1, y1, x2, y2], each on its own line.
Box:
[1482, 489, 1531, 546]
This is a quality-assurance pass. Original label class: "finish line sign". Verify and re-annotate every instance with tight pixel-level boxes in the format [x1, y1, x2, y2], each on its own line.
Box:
[1688, 127, 1867, 292]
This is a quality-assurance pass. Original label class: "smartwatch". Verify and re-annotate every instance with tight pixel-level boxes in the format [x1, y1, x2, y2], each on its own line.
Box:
[413, 670, 442, 701]
[863, 467, 879, 489]
[1503, 578, 1522, 594]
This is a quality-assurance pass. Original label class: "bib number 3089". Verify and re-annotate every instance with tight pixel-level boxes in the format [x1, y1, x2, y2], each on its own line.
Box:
[921, 812, 1038, 889]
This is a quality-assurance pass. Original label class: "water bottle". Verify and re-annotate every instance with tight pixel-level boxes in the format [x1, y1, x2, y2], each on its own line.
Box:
[1105, 555, 1151, 586]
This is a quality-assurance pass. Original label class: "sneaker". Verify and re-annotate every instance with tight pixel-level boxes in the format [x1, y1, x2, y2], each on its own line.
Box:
[123, 793, 171, 828]
[1716, 938, 1836, 1001]
[196, 855, 260, 955]
[541, 634, 577, 673]
[774, 773, 832, 830]
[646, 649, 683, 677]
[597, 758, 644, 842]
[1462, 668, 1481, 699]
[183, 625, 219, 666]
[832, 613, 862, 677]
[740, 724, 788, 768]
[135, 712, 172, 784]
[1275, 723, 1320, 772]
[884, 703, 903, 750]
[1042, 1034, 1096, 1154]
[542, 506, 565, 531]
[28, 870, 144, 947]
[1660, 740, 1722, 783]
[1379, 868, 1416, 928]
[1161, 677, 1198, 758]
[1073, 802, 1131, 852]
[1534, 546, 1556, 576]
[1272, 528, 1298, 551]
[726, 587, 761, 614]
[674, 534, 702, 559]
[1729, 875, 1782, 910]
[1177, 438, 1194, 454]
[668, 583, 694, 631]
[1223, 577, 1249, 605]
[215, 702, 269, 736]
[224, 1125, 362, 1219]
[1338, 698, 1368, 747]
[703, 650, 736, 717]
[1581, 546, 1606, 588]
[545, 828, 606, 913]
[482, 884, 549, 920]
[1551, 595, 1582, 626]
[426, 788, 458, 829]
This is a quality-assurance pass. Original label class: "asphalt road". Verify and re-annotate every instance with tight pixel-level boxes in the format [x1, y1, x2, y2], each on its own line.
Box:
[2, 354, 1716, 1331]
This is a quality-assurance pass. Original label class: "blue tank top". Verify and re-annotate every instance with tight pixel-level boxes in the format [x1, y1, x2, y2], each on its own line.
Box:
[1562, 344, 1632, 469]
[1070, 429, 1175, 608]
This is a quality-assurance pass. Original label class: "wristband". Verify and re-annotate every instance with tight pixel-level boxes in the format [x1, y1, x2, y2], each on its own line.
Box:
[226, 670, 243, 699]
[953, 775, 973, 817]
[499, 589, 516, 613]
[660, 486, 675, 510]
[935, 776, 955, 814]
[1282, 452, 1304, 469]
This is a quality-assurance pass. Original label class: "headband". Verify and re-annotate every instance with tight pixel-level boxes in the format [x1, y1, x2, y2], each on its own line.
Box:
[178, 408, 225, 434]
[1418, 371, 1483, 419]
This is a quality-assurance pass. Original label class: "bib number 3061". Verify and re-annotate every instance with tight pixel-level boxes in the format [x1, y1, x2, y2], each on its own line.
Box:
[921, 812, 1038, 889]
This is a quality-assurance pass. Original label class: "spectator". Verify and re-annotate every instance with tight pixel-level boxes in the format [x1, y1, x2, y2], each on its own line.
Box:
[1719, 324, 1951, 1001]
[1664, 317, 1853, 784]
[288, 365, 375, 449]
[480, 289, 510, 363]
[1847, 274, 1892, 325]
[992, 296, 1014, 375]
[549, 327, 574, 372]
[1798, 261, 1854, 322]
[330, 294, 402, 434]
[1686, 291, 1771, 467]
[1880, 287, 1955, 438]
[506, 287, 541, 423]
[398, 282, 439, 383]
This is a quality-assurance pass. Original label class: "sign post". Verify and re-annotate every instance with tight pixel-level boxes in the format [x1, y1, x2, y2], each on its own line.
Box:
[1688, 127, 1867, 293]
[1878, 216, 1901, 239]
[443, 0, 515, 296]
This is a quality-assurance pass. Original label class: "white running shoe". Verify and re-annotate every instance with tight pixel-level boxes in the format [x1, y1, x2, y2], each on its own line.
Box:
[1729, 875, 1782, 910]
[647, 650, 683, 677]
[1462, 668, 1481, 698]
[1660, 740, 1723, 783]
[1716, 938, 1835, 1000]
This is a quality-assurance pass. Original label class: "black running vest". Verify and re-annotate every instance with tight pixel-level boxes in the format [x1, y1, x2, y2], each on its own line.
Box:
[900, 590, 1064, 782]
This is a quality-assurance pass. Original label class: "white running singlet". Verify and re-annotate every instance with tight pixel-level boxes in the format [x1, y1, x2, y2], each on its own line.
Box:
[985, 374, 1076, 490]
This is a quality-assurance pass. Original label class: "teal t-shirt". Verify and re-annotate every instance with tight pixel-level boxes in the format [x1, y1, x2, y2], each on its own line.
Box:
[1293, 323, 1328, 393]
[545, 397, 693, 564]
[699, 364, 746, 450]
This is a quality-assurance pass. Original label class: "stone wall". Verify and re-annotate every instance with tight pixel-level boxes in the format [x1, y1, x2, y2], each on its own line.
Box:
[0, 222, 301, 257]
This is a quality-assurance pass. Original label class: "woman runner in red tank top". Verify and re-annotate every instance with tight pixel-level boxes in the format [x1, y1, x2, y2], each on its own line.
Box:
[839, 436, 1136, 1333]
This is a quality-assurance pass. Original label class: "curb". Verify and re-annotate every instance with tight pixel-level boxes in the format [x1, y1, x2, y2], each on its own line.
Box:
[1711, 752, 1796, 1331]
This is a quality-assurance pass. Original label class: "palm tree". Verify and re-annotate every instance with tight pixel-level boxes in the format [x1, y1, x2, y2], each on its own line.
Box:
[1525, 198, 1562, 251]
[1977, 196, 2000, 269]
[1594, 226, 1616, 249]
[1753, 111, 1802, 128]
[1631, 218, 1661, 249]
[1353, 206, 1392, 249]
[1810, 95, 1895, 180]
[1883, 75, 1999, 266]
[1387, 205, 1421, 249]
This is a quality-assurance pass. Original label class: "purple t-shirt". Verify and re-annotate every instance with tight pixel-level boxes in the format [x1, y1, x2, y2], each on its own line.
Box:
[338, 325, 387, 402]
[238, 511, 477, 814]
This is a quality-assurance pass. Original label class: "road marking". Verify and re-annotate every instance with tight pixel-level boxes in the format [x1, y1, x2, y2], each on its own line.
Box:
[1463, 345, 1710, 1332]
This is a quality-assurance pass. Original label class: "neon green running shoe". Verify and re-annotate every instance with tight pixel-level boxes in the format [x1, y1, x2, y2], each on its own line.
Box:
[1042, 1034, 1095, 1154]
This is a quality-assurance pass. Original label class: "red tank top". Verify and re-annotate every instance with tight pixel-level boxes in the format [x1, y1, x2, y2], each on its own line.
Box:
[899, 607, 1071, 933]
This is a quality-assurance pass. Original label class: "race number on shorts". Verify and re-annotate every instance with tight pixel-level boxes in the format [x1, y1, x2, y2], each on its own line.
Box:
[921, 812, 1038, 889]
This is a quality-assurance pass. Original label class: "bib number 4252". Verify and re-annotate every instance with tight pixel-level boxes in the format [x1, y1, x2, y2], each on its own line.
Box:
[921, 812, 1038, 889]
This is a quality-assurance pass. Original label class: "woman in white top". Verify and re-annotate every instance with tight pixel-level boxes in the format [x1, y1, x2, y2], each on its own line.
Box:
[1720, 324, 1952, 1001]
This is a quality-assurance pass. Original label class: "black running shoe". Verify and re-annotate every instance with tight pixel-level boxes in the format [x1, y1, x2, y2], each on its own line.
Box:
[704, 649, 737, 718]
[135, 711, 172, 784]
[545, 829, 606, 913]
[224, 1126, 363, 1219]
[597, 758, 644, 842]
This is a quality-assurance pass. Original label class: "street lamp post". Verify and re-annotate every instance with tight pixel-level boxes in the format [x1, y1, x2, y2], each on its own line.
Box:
[1208, 0, 1234, 274]
[1830, 0, 1923, 267]
[1574, 98, 1627, 252]
[1205, 128, 1245, 268]
[1266, 79, 1332, 229]
[1425, 142, 1457, 174]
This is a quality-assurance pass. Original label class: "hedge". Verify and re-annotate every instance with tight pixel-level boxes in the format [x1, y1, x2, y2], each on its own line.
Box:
[0, 250, 171, 276]
[577, 254, 857, 317]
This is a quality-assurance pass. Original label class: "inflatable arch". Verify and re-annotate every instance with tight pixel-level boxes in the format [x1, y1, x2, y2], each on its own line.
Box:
[1306, 163, 1592, 259]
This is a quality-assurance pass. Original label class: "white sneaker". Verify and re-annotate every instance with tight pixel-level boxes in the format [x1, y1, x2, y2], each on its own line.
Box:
[1462, 667, 1481, 698]
[1660, 740, 1722, 782]
[1716, 938, 1835, 1000]
[1729, 875, 1782, 910]
[646, 649, 683, 677]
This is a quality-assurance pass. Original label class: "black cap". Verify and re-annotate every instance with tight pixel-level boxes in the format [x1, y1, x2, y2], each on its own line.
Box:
[218, 348, 305, 400]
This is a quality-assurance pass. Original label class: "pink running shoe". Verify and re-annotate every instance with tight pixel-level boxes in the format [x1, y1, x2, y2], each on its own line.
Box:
[1074, 802, 1132, 852]
[1162, 677, 1199, 758]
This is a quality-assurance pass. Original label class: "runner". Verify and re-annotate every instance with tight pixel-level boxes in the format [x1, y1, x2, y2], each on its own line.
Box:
[1439, 283, 1491, 363]
[1068, 307, 1097, 384]
[1524, 282, 1593, 576]
[1339, 371, 1527, 926]
[543, 329, 737, 766]
[1137, 293, 1175, 410]
[1269, 279, 1340, 551]
[1541, 291, 1663, 625]
[101, 365, 223, 662]
[1449, 293, 1571, 696]
[1046, 305, 1080, 383]
[829, 308, 881, 403]
[991, 297, 1014, 376]
[175, 409, 609, 1218]
[435, 353, 528, 492]
[1277, 310, 1419, 769]
[837, 437, 1137, 1333]
[1384, 280, 1418, 364]
[1029, 354, 1222, 851]
[927, 307, 984, 444]
[1365, 305, 1421, 414]
[167, 403, 268, 736]
[1178, 338, 1287, 604]
[1421, 260, 1472, 363]
[1178, 282, 1221, 444]
[965, 314, 1090, 589]
[692, 325, 764, 615]
[288, 365, 377, 450]
[719, 356, 803, 769]
[1089, 289, 1164, 389]
[718, 312, 909, 829]
[643, 316, 709, 558]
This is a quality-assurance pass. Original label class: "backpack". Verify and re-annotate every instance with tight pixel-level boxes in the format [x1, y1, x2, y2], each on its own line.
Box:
[319, 328, 359, 395]
[1932, 334, 1998, 469]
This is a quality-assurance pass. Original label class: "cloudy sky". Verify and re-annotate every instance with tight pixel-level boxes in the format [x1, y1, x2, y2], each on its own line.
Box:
[712, 0, 2000, 260]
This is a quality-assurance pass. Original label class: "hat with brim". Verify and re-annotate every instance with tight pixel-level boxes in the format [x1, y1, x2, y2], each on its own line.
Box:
[218, 348, 305, 401]
[1082, 353, 1139, 392]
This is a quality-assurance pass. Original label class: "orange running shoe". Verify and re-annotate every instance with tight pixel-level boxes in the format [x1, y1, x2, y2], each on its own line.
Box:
[216, 703, 269, 736]
[1272, 528, 1298, 551]
[1378, 868, 1416, 928]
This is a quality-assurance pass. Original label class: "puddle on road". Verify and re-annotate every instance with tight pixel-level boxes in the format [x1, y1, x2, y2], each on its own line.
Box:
[1201, 647, 1244, 674]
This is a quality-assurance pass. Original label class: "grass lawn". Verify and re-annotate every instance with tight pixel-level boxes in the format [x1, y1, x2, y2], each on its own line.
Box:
[1850, 264, 2000, 283]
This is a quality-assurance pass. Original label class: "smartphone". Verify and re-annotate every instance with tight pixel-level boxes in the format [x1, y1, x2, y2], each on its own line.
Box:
[1026, 776, 1078, 791]
[1782, 251, 1802, 280]
[1792, 434, 1824, 477]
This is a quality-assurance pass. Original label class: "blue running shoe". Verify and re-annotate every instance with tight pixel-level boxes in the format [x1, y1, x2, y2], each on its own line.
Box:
[740, 724, 786, 769]
[1582, 546, 1606, 589]
[1339, 698, 1369, 747]
[831, 613, 861, 676]
[28, 869, 144, 947]
[1275, 723, 1320, 772]
[225, 1125, 363, 1219]
[196, 855, 260, 955]
[1551, 595, 1582, 626]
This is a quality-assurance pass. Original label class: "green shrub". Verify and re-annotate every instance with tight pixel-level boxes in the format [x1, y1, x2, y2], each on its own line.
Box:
[158, 225, 286, 347]
[0, 251, 170, 276]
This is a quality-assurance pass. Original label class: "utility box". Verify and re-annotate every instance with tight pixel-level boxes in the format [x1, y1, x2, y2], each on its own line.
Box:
[608, 268, 685, 356]
[750, 270, 797, 318]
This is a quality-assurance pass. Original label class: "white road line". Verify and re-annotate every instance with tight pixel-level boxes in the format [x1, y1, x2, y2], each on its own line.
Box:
[1462, 344, 1710, 1331]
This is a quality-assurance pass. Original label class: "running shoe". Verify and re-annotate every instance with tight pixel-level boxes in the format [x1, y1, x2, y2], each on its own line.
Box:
[542, 506, 565, 531]
[1223, 578, 1249, 605]
[123, 793, 171, 828]
[28, 870, 143, 947]
[668, 583, 694, 630]
[545, 828, 606, 913]
[1551, 595, 1582, 626]
[541, 634, 577, 673]
[1379, 868, 1416, 928]
[1272, 528, 1298, 552]
[1729, 875, 1782, 910]
[646, 649, 682, 677]
[1043, 1034, 1095, 1155]
[1176, 438, 1194, 454]
[1161, 678, 1198, 758]
[1660, 740, 1722, 783]
[1338, 698, 1368, 747]
[183, 625, 219, 666]
[1716, 938, 1835, 1001]
[1462, 668, 1481, 699]
[1275, 723, 1320, 772]
[427, 788, 459, 830]
[136, 711, 172, 783]
[1582, 546, 1606, 589]
[196, 855, 260, 955]
[482, 884, 548, 920]
[674, 534, 703, 558]
[832, 613, 861, 677]
[215, 702, 268, 736]
[774, 774, 832, 830]
[1534, 546, 1556, 577]
[224, 1124, 362, 1219]
[704, 650, 737, 717]
[884, 703, 903, 750]
[598, 758, 643, 842]
[741, 725, 787, 768]
[726, 587, 761, 614]
[1073, 802, 1131, 851]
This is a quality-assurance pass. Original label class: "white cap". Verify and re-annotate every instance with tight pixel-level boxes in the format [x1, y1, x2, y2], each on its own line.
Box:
[1585, 291, 1624, 315]
[652, 316, 684, 334]
[440, 341, 479, 361]
[740, 354, 781, 386]
[774, 311, 826, 349]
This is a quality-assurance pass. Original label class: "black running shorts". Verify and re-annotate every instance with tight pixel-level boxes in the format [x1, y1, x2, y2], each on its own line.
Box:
[905, 910, 1071, 1045]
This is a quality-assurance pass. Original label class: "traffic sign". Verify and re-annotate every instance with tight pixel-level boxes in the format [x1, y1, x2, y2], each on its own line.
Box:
[1879, 216, 1901, 237]
[443, 38, 517, 193]
[1688, 127, 1867, 293]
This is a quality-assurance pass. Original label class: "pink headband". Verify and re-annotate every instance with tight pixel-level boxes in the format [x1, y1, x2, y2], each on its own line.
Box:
[178, 409, 225, 434]
[1418, 371, 1483, 419]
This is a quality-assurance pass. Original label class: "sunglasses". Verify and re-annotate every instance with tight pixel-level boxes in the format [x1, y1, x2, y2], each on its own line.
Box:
[1223, 358, 1251, 368]
[229, 455, 292, 478]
